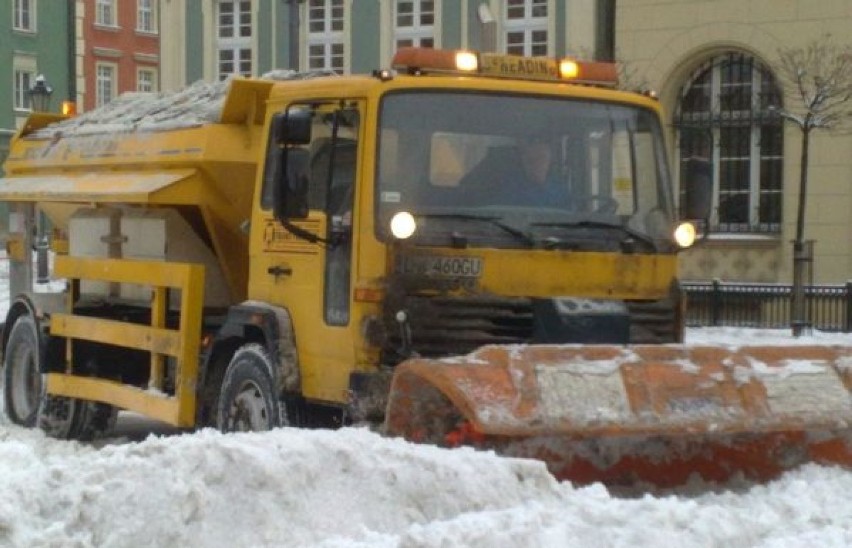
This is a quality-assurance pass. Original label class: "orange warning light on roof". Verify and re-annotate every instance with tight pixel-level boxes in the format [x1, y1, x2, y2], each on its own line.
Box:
[391, 47, 618, 87]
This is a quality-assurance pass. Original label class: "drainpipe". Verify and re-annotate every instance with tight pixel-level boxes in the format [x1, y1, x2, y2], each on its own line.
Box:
[288, 0, 300, 70]
[67, 0, 76, 100]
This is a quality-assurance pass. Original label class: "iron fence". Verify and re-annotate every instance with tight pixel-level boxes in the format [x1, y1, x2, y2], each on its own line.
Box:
[682, 280, 852, 332]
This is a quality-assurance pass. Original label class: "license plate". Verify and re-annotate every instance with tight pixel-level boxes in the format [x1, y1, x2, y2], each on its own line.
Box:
[397, 255, 483, 278]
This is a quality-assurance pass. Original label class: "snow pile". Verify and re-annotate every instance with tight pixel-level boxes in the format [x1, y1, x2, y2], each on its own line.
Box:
[31, 79, 230, 138]
[2, 423, 852, 547]
[0, 426, 564, 547]
[685, 325, 852, 347]
[30, 69, 340, 139]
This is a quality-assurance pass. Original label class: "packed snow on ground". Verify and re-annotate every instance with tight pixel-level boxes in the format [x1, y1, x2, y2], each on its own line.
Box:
[3, 420, 852, 548]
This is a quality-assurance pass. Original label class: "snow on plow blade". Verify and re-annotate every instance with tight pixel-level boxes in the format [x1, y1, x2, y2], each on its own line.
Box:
[385, 344, 852, 487]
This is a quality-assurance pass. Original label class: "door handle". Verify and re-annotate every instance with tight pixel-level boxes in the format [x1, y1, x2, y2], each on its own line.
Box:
[267, 265, 292, 278]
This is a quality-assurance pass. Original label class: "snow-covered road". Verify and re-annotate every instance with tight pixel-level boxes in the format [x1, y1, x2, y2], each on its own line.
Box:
[3, 409, 852, 547]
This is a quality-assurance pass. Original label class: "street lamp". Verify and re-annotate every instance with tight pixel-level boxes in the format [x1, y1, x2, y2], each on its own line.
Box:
[28, 74, 53, 112]
[27, 74, 54, 283]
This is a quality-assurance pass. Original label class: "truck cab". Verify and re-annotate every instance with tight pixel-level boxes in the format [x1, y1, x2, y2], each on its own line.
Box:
[253, 48, 695, 422]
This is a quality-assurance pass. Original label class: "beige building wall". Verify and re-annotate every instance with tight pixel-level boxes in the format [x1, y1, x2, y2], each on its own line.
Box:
[617, 0, 852, 284]
[75, 1, 86, 107]
[159, 0, 187, 92]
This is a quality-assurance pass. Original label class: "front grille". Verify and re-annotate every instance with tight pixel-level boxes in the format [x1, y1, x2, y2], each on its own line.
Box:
[383, 293, 681, 361]
[388, 295, 534, 357]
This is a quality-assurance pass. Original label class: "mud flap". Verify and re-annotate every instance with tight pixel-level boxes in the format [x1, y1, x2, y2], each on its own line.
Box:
[385, 344, 852, 486]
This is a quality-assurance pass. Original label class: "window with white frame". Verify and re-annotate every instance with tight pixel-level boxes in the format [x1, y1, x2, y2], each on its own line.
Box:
[137, 68, 157, 92]
[307, 0, 345, 73]
[13, 0, 35, 32]
[137, 0, 157, 33]
[96, 63, 117, 107]
[13, 69, 35, 111]
[96, 0, 117, 26]
[675, 53, 784, 234]
[504, 0, 548, 56]
[217, 0, 252, 80]
[394, 1, 434, 49]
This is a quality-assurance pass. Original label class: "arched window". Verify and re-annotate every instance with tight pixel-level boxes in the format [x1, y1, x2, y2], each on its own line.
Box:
[675, 52, 783, 233]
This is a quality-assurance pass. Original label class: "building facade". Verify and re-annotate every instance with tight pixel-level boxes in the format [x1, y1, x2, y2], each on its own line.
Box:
[0, 0, 73, 167]
[76, 0, 160, 112]
[159, 0, 612, 90]
[0, 1, 161, 165]
[617, 0, 852, 284]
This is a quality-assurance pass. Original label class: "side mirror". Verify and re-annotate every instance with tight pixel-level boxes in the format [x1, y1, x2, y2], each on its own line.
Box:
[272, 110, 311, 146]
[270, 109, 313, 221]
[681, 157, 713, 220]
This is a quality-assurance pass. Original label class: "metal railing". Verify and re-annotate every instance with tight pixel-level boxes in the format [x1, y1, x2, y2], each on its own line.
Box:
[683, 280, 852, 332]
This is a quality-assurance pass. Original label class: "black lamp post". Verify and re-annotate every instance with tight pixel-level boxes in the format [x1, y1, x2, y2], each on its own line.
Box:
[28, 74, 53, 112]
[28, 74, 54, 283]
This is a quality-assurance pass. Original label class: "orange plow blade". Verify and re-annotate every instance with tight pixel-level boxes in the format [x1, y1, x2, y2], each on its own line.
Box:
[384, 344, 852, 488]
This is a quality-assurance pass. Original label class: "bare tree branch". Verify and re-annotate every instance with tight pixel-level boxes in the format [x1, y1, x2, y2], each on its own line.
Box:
[776, 34, 852, 131]
[613, 50, 649, 92]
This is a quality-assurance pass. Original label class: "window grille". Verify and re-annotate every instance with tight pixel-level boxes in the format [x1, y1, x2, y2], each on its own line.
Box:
[674, 53, 783, 234]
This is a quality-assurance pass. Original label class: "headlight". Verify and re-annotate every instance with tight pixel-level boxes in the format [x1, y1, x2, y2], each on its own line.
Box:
[674, 222, 697, 248]
[390, 211, 417, 239]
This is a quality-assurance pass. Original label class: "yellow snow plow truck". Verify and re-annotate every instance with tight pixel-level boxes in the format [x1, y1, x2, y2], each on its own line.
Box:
[3, 48, 852, 488]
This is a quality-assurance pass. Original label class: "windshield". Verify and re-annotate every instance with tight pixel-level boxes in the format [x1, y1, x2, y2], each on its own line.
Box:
[376, 91, 676, 251]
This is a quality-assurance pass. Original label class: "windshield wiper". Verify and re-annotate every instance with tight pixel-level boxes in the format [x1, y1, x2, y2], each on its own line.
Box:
[530, 219, 658, 250]
[415, 212, 536, 246]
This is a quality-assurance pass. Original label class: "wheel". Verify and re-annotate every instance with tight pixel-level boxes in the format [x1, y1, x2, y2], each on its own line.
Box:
[3, 315, 44, 426]
[3, 314, 117, 439]
[42, 353, 118, 440]
[38, 394, 117, 441]
[37, 353, 118, 441]
[196, 350, 230, 428]
[215, 344, 281, 432]
[37, 357, 118, 441]
[38, 395, 83, 438]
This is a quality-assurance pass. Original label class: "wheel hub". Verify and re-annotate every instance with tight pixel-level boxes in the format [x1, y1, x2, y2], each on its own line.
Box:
[227, 380, 270, 431]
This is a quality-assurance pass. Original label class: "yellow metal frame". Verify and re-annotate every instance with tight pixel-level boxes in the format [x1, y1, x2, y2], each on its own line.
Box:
[47, 256, 205, 427]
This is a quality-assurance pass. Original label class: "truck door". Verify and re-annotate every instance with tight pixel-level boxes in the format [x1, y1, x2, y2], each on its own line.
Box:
[254, 100, 362, 404]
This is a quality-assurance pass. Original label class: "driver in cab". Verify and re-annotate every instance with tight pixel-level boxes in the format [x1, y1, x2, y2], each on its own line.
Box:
[503, 136, 572, 207]
[461, 133, 572, 208]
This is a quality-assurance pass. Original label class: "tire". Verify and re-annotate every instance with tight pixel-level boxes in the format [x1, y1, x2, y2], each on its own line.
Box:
[38, 395, 117, 441]
[215, 344, 281, 432]
[3, 315, 44, 427]
[38, 354, 118, 441]
[196, 351, 229, 428]
[1, 314, 117, 439]
[77, 401, 118, 440]
[38, 395, 82, 438]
